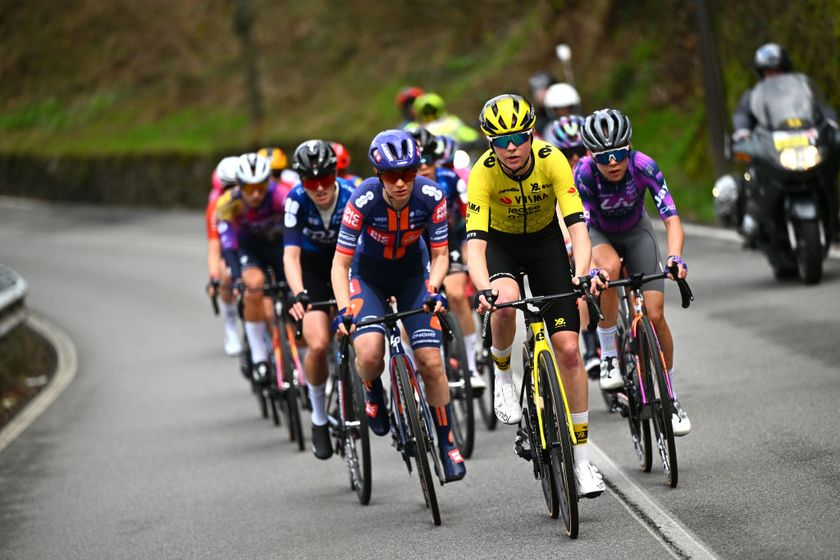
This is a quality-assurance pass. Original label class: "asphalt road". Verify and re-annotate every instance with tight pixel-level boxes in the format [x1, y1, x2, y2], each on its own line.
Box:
[1, 198, 838, 559]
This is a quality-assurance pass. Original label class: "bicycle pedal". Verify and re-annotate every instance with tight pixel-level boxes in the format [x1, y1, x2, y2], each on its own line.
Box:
[448, 379, 465, 389]
[514, 432, 532, 462]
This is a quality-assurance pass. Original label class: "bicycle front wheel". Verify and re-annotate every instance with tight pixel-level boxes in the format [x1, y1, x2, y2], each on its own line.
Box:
[540, 351, 579, 539]
[395, 357, 441, 526]
[344, 347, 372, 505]
[443, 315, 475, 458]
[639, 316, 677, 487]
[523, 347, 558, 519]
[475, 313, 497, 431]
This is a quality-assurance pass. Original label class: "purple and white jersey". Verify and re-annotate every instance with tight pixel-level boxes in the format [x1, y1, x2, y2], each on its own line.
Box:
[574, 150, 678, 234]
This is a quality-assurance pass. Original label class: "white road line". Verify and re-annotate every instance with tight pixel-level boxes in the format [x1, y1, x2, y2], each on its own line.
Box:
[0, 313, 77, 454]
[590, 441, 719, 559]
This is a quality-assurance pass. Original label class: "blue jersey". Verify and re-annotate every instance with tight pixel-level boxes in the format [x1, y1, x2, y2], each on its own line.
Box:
[337, 176, 448, 263]
[435, 167, 467, 244]
[283, 178, 355, 254]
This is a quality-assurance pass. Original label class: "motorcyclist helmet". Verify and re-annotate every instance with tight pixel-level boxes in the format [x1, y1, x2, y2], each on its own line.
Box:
[544, 83, 581, 109]
[754, 43, 793, 77]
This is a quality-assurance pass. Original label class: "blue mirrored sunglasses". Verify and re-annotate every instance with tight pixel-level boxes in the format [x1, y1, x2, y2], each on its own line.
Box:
[490, 130, 532, 148]
[592, 147, 630, 165]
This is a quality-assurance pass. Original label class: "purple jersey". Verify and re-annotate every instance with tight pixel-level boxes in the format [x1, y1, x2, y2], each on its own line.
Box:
[216, 184, 287, 250]
[336, 176, 448, 261]
[574, 150, 678, 234]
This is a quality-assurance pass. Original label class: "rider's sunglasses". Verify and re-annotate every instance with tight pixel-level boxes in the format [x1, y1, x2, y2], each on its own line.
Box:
[489, 130, 533, 149]
[592, 146, 630, 165]
[379, 168, 418, 184]
[301, 174, 336, 191]
[241, 181, 268, 194]
[561, 146, 588, 160]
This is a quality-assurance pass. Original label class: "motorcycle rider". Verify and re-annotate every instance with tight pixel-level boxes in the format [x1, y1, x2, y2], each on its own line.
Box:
[730, 43, 838, 237]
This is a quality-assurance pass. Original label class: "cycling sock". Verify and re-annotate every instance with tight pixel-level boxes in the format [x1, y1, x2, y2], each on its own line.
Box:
[220, 301, 238, 324]
[309, 382, 328, 426]
[433, 404, 455, 447]
[491, 345, 513, 384]
[571, 411, 589, 464]
[464, 333, 477, 374]
[668, 366, 678, 399]
[597, 326, 618, 358]
[245, 321, 268, 363]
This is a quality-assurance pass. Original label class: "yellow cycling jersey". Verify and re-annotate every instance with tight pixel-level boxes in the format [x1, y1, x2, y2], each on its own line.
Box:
[215, 189, 243, 223]
[466, 139, 585, 239]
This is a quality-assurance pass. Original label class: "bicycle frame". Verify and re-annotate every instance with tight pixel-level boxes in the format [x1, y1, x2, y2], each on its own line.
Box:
[527, 320, 578, 449]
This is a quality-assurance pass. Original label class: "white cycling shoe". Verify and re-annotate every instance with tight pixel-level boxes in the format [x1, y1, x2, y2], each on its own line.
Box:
[671, 400, 692, 436]
[223, 326, 242, 357]
[574, 462, 605, 498]
[599, 356, 623, 392]
[493, 378, 521, 425]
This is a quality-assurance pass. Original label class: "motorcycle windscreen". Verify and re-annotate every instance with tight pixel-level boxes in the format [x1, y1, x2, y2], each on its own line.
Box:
[750, 73, 817, 130]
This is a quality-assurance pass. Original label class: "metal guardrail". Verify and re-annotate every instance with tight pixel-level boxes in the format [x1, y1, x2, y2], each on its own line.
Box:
[0, 264, 28, 338]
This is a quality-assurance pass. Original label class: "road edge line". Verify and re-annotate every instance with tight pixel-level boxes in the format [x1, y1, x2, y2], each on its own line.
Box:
[0, 313, 77, 453]
[589, 440, 719, 559]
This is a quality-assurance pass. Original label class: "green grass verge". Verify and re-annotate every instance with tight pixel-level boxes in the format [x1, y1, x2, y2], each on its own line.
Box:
[0, 324, 57, 429]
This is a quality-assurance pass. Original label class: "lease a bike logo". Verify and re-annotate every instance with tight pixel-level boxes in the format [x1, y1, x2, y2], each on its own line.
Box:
[422, 185, 443, 201]
[355, 191, 375, 208]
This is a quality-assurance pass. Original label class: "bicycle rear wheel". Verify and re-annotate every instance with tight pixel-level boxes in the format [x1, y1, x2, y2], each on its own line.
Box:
[395, 357, 441, 526]
[540, 351, 579, 539]
[278, 322, 305, 451]
[343, 347, 372, 505]
[475, 313, 497, 431]
[618, 327, 651, 472]
[639, 317, 677, 487]
[442, 315, 475, 458]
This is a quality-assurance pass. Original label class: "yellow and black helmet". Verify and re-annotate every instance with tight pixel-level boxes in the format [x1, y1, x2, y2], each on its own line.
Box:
[257, 147, 288, 171]
[478, 94, 536, 137]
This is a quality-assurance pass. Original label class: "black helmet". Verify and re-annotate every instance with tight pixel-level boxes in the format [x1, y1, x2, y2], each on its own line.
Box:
[409, 127, 439, 164]
[581, 109, 633, 152]
[754, 43, 792, 77]
[292, 139, 337, 177]
[528, 71, 557, 95]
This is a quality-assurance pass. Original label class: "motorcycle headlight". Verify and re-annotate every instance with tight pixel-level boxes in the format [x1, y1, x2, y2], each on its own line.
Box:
[779, 148, 800, 170]
[800, 145, 821, 170]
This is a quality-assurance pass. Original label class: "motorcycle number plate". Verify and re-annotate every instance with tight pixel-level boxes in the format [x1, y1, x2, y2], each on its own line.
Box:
[772, 129, 817, 151]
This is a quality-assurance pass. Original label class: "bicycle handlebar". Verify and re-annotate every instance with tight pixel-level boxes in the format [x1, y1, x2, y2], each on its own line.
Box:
[354, 306, 453, 342]
[294, 299, 338, 338]
[606, 265, 694, 309]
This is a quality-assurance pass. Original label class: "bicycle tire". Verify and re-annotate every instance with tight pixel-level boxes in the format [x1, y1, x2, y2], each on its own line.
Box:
[639, 316, 677, 487]
[522, 346, 558, 519]
[269, 392, 281, 426]
[540, 351, 579, 539]
[395, 357, 441, 526]
[442, 315, 475, 458]
[475, 313, 497, 431]
[278, 321, 305, 451]
[343, 347, 372, 505]
[618, 320, 651, 472]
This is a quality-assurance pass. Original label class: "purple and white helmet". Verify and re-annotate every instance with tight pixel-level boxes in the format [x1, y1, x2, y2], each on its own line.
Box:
[368, 129, 420, 172]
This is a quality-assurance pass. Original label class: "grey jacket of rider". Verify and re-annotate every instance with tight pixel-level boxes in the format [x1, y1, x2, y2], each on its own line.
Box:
[732, 74, 837, 133]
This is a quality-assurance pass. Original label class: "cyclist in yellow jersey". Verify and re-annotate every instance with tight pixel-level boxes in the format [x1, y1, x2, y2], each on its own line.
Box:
[466, 94, 607, 497]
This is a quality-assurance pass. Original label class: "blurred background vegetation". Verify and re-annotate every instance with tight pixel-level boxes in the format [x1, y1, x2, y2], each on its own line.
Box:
[1, 0, 838, 221]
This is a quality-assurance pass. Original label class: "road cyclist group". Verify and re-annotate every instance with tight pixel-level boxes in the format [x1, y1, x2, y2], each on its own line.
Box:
[202, 84, 694, 533]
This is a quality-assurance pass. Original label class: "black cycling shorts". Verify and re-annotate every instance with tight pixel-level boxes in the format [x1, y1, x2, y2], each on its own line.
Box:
[485, 224, 580, 335]
[300, 251, 334, 303]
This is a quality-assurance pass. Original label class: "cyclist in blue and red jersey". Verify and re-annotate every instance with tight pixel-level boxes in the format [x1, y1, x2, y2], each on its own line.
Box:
[409, 127, 484, 392]
[216, 153, 288, 385]
[206, 156, 242, 357]
[575, 108, 691, 436]
[283, 140, 355, 460]
[331, 129, 466, 482]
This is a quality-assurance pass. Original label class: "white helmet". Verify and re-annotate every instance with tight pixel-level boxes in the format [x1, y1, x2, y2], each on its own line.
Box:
[544, 83, 581, 109]
[215, 156, 240, 188]
[235, 153, 271, 184]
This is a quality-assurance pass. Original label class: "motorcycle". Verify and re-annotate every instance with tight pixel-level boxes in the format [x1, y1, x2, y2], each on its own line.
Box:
[713, 73, 839, 285]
